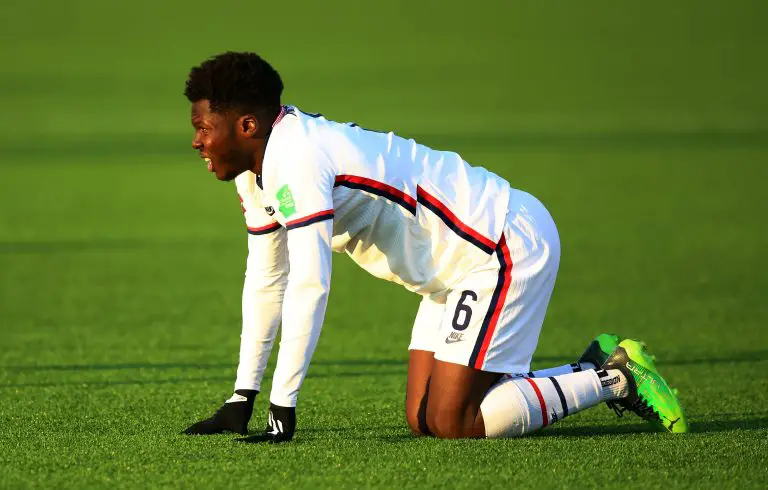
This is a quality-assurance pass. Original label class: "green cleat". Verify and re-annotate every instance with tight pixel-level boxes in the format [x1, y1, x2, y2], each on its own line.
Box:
[578, 333, 622, 368]
[601, 339, 688, 433]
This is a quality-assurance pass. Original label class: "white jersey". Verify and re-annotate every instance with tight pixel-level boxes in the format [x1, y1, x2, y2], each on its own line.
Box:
[233, 105, 511, 407]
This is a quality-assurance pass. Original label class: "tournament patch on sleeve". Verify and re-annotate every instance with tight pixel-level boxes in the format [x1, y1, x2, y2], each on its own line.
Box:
[276, 185, 296, 218]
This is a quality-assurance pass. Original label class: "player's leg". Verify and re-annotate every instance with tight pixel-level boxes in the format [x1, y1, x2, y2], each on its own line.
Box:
[416, 331, 624, 438]
[479, 366, 629, 437]
[482, 337, 689, 436]
[406, 350, 435, 435]
[423, 360, 501, 438]
[424, 189, 563, 438]
[423, 188, 687, 437]
[424, 276, 626, 438]
[425, 284, 631, 438]
[411, 330, 620, 438]
[415, 346, 685, 438]
[525, 333, 622, 378]
[424, 358, 630, 438]
[404, 295, 445, 435]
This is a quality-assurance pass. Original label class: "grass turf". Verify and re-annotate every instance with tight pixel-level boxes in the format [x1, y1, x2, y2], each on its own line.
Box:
[1, 0, 767, 488]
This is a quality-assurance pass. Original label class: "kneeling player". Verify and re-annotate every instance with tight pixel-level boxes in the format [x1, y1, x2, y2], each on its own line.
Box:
[181, 52, 687, 441]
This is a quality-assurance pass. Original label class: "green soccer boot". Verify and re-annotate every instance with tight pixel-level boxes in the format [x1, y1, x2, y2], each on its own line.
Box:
[578, 333, 622, 368]
[601, 339, 688, 433]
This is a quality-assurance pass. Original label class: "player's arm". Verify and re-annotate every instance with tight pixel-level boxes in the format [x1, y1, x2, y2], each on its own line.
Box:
[237, 222, 288, 394]
[238, 151, 336, 443]
[255, 215, 333, 441]
[183, 195, 287, 436]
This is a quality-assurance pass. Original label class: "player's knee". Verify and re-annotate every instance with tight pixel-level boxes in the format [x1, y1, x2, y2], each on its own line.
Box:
[425, 405, 468, 439]
[405, 410, 424, 436]
[405, 399, 429, 436]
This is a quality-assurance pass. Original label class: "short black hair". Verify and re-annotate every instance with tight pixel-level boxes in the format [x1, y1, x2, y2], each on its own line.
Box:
[184, 51, 283, 115]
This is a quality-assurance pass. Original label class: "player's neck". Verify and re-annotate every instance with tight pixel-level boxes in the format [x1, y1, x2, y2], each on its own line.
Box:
[249, 140, 268, 178]
[250, 106, 282, 178]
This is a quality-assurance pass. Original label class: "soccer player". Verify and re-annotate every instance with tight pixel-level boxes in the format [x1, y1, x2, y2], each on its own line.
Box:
[182, 52, 687, 442]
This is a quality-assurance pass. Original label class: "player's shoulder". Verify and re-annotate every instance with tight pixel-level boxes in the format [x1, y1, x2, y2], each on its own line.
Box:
[264, 106, 335, 177]
[273, 105, 322, 133]
[277, 105, 345, 141]
[265, 105, 317, 157]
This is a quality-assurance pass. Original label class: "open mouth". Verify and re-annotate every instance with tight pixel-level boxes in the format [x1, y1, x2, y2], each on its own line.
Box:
[204, 157, 212, 172]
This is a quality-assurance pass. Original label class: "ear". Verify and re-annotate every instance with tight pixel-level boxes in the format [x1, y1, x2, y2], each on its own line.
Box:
[237, 115, 259, 138]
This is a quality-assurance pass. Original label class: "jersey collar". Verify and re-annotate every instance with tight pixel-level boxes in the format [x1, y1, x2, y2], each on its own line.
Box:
[273, 105, 286, 127]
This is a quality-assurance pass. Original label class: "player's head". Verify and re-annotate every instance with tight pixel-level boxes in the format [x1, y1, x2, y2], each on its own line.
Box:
[185, 52, 284, 181]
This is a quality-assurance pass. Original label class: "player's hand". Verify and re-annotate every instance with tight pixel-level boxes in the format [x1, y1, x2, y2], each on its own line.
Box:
[235, 403, 296, 443]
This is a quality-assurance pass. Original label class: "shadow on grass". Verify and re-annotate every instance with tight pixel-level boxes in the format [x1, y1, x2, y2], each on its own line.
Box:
[5, 358, 409, 372]
[0, 368, 407, 389]
[283, 425, 418, 443]
[690, 416, 768, 433]
[0, 237, 231, 254]
[276, 416, 768, 442]
[253, 416, 768, 443]
[263, 425, 407, 438]
[537, 416, 768, 438]
[533, 422, 654, 438]
[0, 238, 153, 254]
[8, 349, 767, 374]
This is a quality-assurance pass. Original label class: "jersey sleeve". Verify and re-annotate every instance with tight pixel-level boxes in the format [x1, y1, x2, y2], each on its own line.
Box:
[237, 175, 281, 236]
[233, 175, 287, 392]
[235, 228, 288, 392]
[268, 149, 335, 230]
[265, 150, 336, 407]
[269, 219, 333, 407]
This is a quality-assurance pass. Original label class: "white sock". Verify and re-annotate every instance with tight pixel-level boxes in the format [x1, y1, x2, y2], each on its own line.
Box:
[524, 362, 597, 378]
[595, 368, 629, 400]
[481, 369, 628, 438]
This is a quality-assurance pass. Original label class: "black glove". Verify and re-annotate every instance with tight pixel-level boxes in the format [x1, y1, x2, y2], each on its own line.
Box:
[236, 403, 296, 443]
[182, 389, 258, 435]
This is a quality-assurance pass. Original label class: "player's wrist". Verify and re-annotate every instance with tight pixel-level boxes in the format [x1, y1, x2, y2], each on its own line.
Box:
[265, 403, 296, 441]
[235, 403, 296, 444]
[233, 388, 259, 401]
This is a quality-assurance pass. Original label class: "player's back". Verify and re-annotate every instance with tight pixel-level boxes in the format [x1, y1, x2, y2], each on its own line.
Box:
[275, 107, 511, 294]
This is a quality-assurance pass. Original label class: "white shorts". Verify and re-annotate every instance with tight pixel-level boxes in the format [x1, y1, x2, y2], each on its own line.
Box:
[408, 189, 560, 374]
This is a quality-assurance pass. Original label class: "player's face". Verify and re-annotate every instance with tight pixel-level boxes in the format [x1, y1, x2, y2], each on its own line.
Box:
[190, 100, 251, 181]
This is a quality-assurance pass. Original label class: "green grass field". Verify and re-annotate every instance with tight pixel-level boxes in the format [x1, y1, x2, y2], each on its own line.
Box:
[1, 0, 767, 488]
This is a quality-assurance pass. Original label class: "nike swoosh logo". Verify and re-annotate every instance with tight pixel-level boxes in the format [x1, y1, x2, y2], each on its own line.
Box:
[445, 338, 465, 344]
